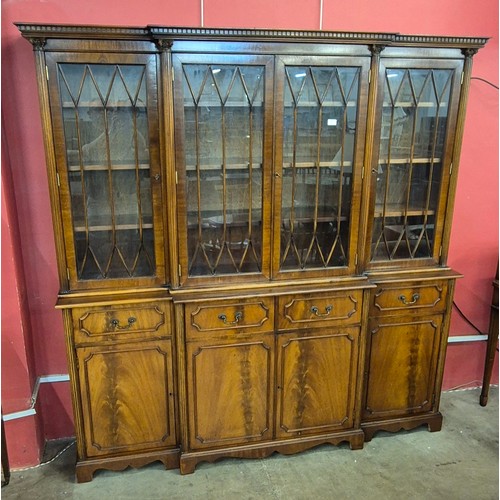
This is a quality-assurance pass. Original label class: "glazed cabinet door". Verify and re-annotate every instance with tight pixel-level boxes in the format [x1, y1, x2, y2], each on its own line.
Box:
[366, 59, 463, 268]
[363, 315, 444, 421]
[45, 52, 166, 290]
[273, 56, 370, 278]
[185, 334, 274, 450]
[76, 339, 176, 458]
[173, 54, 274, 284]
[275, 327, 361, 438]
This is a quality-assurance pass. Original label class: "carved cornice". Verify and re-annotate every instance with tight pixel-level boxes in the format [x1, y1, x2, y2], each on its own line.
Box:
[394, 34, 488, 49]
[148, 26, 396, 44]
[15, 23, 489, 50]
[15, 23, 149, 40]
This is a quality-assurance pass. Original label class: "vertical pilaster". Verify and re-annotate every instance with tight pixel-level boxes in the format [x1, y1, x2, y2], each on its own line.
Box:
[440, 49, 478, 265]
[31, 39, 70, 291]
[357, 44, 385, 271]
[173, 302, 189, 453]
[156, 39, 180, 289]
[61, 309, 86, 460]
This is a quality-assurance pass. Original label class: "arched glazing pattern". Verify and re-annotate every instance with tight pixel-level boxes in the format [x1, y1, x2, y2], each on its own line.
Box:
[181, 64, 265, 276]
[58, 63, 156, 279]
[280, 66, 360, 270]
[371, 68, 453, 261]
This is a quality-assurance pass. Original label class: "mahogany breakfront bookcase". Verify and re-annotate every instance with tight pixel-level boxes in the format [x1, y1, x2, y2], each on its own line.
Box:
[17, 23, 486, 481]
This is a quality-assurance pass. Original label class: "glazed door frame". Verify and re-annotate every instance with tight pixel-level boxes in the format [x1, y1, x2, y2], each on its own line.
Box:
[45, 51, 167, 290]
[272, 54, 370, 280]
[172, 52, 275, 287]
[363, 57, 464, 271]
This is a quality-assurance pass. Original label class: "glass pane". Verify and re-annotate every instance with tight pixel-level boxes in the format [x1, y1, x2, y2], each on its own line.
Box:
[371, 68, 452, 261]
[59, 63, 155, 279]
[182, 64, 265, 276]
[281, 66, 359, 270]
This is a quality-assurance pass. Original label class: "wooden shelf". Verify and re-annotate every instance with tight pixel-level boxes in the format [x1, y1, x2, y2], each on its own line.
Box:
[185, 162, 262, 171]
[382, 101, 448, 108]
[285, 101, 357, 108]
[183, 101, 264, 108]
[68, 163, 150, 172]
[283, 161, 353, 169]
[285, 214, 348, 224]
[73, 215, 153, 233]
[184, 161, 353, 174]
[377, 157, 441, 165]
[374, 205, 436, 217]
[282, 206, 349, 224]
[74, 223, 153, 232]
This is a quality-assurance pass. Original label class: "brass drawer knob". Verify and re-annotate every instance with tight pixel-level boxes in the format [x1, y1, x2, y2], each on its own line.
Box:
[110, 317, 137, 330]
[218, 311, 243, 326]
[310, 305, 333, 317]
[398, 293, 420, 305]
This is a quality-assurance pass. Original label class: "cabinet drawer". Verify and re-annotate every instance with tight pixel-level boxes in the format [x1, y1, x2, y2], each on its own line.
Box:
[278, 290, 363, 331]
[185, 297, 274, 340]
[72, 301, 171, 344]
[371, 282, 447, 316]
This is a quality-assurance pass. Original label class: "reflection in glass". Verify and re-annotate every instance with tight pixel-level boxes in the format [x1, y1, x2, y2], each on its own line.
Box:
[59, 63, 155, 279]
[182, 64, 265, 276]
[371, 68, 452, 261]
[280, 66, 359, 270]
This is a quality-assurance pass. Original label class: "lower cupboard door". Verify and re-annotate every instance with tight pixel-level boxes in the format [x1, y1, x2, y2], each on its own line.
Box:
[76, 340, 176, 457]
[275, 327, 360, 438]
[186, 335, 274, 450]
[363, 315, 443, 420]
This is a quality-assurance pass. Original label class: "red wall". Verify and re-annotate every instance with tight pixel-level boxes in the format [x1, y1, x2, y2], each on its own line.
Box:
[1, 124, 45, 467]
[2, 0, 498, 467]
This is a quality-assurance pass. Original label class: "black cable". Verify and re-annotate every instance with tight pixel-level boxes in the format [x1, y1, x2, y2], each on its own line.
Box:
[452, 300, 484, 334]
[471, 76, 499, 90]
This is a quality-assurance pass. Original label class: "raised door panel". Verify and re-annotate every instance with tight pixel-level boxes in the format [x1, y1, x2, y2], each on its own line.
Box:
[276, 327, 360, 438]
[173, 53, 274, 285]
[363, 315, 443, 420]
[186, 334, 274, 450]
[77, 340, 176, 457]
[45, 52, 166, 290]
[366, 59, 463, 268]
[273, 56, 370, 279]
